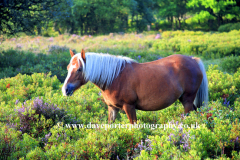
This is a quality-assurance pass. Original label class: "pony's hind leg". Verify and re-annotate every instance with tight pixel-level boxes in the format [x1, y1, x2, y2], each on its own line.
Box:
[108, 106, 119, 123]
[179, 93, 197, 114]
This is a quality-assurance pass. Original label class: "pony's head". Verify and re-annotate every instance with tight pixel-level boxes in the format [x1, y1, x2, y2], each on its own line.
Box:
[62, 49, 87, 96]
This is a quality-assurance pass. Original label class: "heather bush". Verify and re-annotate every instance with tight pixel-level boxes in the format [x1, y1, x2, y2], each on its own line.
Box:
[16, 97, 67, 137]
[48, 45, 69, 54]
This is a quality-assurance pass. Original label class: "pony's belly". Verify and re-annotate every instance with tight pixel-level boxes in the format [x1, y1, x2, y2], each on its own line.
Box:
[135, 100, 176, 111]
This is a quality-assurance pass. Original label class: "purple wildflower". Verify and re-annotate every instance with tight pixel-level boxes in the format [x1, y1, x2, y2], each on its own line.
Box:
[117, 155, 120, 160]
[145, 137, 152, 151]
[179, 126, 183, 132]
[15, 99, 20, 105]
[155, 34, 161, 39]
[138, 55, 141, 59]
[181, 113, 186, 119]
[136, 137, 152, 153]
[223, 99, 230, 107]
[45, 132, 52, 139]
[18, 106, 26, 113]
[188, 39, 191, 42]
[16, 44, 22, 49]
[35, 38, 40, 43]
[168, 133, 174, 141]
[48, 37, 54, 42]
[176, 121, 179, 125]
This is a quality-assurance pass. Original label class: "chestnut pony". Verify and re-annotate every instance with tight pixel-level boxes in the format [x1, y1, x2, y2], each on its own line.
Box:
[62, 49, 208, 124]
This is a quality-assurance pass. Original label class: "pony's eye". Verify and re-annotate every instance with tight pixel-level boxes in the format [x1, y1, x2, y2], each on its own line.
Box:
[77, 68, 82, 72]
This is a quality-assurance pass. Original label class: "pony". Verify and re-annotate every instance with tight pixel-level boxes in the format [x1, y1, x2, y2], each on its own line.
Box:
[62, 49, 208, 124]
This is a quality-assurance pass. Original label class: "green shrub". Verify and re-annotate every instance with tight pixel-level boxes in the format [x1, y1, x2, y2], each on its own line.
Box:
[218, 23, 233, 32]
[152, 30, 240, 59]
[218, 23, 240, 32]
[0, 125, 21, 160]
[43, 124, 145, 159]
[0, 50, 69, 82]
[220, 56, 240, 73]
[207, 65, 240, 105]
[230, 23, 240, 31]
[25, 147, 46, 160]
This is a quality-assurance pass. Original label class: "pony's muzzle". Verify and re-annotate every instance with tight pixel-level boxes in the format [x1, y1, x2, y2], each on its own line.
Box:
[62, 84, 75, 96]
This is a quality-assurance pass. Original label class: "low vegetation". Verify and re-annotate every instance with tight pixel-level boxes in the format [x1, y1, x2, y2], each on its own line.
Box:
[0, 31, 240, 159]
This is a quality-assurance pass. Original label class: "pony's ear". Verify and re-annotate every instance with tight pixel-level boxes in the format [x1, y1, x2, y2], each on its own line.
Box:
[81, 49, 86, 60]
[70, 49, 75, 57]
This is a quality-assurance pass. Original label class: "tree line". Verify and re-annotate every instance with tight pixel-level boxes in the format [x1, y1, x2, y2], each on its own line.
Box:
[1, 0, 240, 35]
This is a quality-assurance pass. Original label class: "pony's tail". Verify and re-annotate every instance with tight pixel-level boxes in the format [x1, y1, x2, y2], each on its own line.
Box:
[192, 57, 208, 108]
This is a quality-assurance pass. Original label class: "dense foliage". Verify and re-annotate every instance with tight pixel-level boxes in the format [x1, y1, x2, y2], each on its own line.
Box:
[0, 49, 69, 82]
[152, 30, 240, 59]
[218, 22, 240, 32]
[0, 31, 240, 159]
[1, 0, 240, 35]
[0, 0, 72, 35]
[220, 55, 240, 73]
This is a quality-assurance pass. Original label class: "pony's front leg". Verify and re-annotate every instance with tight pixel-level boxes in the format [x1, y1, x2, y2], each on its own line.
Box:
[108, 106, 119, 123]
[123, 104, 137, 124]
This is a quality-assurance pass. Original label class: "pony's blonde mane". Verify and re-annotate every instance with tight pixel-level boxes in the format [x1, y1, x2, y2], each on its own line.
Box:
[78, 52, 135, 88]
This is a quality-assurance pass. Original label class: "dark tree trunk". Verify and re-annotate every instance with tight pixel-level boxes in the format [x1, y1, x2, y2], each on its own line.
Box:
[208, 19, 213, 30]
[125, 15, 128, 31]
[37, 25, 42, 35]
[70, 22, 75, 34]
[171, 16, 174, 30]
[84, 23, 88, 34]
[136, 14, 139, 33]
[178, 17, 181, 29]
[131, 13, 134, 29]
[80, 23, 83, 35]
[175, 19, 178, 30]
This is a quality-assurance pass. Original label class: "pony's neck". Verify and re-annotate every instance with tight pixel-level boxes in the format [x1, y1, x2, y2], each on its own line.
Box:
[83, 53, 134, 89]
[93, 82, 107, 91]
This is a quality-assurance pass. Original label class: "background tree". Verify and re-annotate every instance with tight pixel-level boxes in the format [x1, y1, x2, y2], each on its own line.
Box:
[0, 0, 72, 35]
[1, 0, 240, 35]
[129, 0, 156, 32]
[187, 0, 240, 29]
[155, 0, 190, 30]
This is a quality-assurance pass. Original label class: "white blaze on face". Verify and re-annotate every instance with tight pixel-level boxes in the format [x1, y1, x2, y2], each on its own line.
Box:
[62, 63, 77, 96]
[62, 53, 85, 96]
